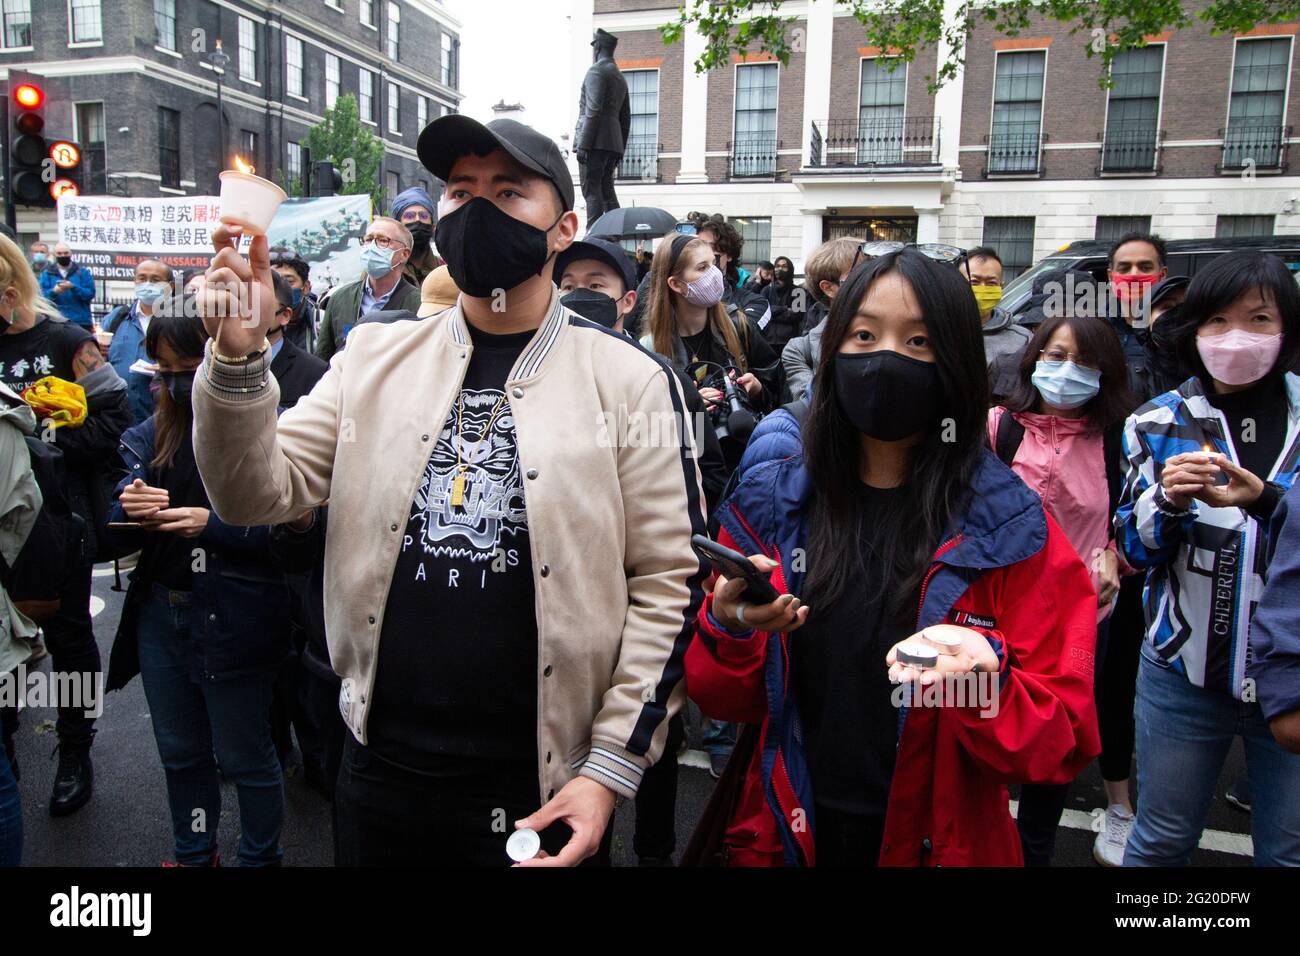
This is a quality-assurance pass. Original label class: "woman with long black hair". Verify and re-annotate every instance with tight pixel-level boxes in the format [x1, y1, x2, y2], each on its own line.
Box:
[685, 249, 1100, 866]
[1116, 250, 1300, 866]
[104, 311, 289, 866]
[988, 312, 1132, 865]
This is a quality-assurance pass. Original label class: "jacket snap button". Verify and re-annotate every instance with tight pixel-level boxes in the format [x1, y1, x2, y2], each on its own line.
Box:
[543, 664, 553, 677]
[421, 433, 429, 442]
[526, 469, 538, 480]
[922, 838, 933, 851]
[512, 387, 524, 398]
[540, 564, 550, 577]
[208, 613, 216, 622]
[368, 615, 376, 625]
[390, 522, 398, 532]
[546, 751, 552, 764]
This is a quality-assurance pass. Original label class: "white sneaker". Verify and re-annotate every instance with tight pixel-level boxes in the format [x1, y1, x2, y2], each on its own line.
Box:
[1093, 804, 1135, 867]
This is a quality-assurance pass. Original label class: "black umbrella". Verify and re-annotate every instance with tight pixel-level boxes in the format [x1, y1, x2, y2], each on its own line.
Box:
[586, 206, 679, 240]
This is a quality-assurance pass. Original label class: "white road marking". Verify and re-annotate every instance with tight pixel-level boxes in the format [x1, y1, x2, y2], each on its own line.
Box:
[90, 595, 105, 618]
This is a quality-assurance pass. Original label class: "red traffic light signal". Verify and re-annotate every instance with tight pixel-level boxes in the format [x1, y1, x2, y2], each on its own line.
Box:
[49, 141, 79, 169]
[13, 83, 42, 109]
[50, 178, 79, 200]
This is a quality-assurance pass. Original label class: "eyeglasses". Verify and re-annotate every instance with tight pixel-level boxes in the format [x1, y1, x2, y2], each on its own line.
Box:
[852, 241, 966, 270]
[400, 210, 433, 224]
[363, 234, 409, 251]
[1039, 348, 1098, 369]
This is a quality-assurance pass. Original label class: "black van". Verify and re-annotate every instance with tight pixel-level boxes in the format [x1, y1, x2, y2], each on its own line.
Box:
[1000, 235, 1300, 319]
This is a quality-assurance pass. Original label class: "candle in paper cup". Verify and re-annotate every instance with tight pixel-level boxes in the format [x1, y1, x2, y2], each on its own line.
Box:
[895, 641, 939, 669]
[921, 629, 963, 656]
[218, 158, 286, 236]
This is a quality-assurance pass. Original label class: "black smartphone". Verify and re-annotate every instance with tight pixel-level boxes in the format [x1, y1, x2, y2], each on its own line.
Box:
[106, 521, 143, 529]
[690, 534, 781, 605]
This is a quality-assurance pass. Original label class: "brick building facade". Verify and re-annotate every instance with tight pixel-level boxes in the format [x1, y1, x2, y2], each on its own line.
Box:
[574, 0, 1300, 277]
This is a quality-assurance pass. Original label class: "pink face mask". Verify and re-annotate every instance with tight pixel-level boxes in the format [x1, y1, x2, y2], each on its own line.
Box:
[1196, 328, 1284, 386]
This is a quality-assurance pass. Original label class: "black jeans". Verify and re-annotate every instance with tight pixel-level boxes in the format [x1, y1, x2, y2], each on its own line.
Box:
[1099, 574, 1143, 782]
[815, 804, 885, 867]
[43, 563, 100, 749]
[632, 712, 685, 860]
[334, 736, 613, 866]
[1016, 614, 1112, 866]
[579, 149, 620, 222]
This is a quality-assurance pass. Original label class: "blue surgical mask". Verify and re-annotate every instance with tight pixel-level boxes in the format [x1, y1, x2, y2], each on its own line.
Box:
[290, 288, 303, 309]
[134, 282, 168, 305]
[1032, 360, 1101, 410]
[32, 252, 46, 265]
[360, 242, 396, 278]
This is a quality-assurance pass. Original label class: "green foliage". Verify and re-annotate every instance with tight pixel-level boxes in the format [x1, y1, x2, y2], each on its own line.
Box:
[662, 0, 1300, 92]
[303, 94, 385, 204]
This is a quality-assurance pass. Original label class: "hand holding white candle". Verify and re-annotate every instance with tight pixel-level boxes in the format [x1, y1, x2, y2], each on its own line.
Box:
[218, 157, 286, 237]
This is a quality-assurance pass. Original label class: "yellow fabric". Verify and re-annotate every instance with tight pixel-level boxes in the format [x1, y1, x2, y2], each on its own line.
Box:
[972, 284, 1004, 315]
[22, 376, 87, 429]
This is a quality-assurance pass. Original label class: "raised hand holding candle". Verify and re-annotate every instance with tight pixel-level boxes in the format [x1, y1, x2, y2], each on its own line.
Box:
[218, 156, 287, 237]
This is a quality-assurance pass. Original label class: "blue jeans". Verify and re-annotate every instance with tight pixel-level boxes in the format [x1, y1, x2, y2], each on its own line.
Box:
[702, 717, 736, 758]
[1126, 649, 1300, 866]
[137, 585, 284, 866]
[0, 741, 20, 867]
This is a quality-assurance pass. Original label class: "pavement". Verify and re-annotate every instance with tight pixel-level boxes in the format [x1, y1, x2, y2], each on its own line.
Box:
[9, 559, 1255, 867]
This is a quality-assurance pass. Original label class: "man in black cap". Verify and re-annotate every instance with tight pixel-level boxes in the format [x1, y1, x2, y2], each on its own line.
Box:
[190, 115, 707, 866]
[575, 29, 630, 223]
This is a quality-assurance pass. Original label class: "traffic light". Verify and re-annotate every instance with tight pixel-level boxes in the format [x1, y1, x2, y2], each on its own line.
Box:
[7, 70, 50, 206]
[311, 160, 342, 196]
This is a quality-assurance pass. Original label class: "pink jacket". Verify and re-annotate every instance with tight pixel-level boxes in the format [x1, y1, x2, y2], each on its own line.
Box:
[988, 407, 1115, 620]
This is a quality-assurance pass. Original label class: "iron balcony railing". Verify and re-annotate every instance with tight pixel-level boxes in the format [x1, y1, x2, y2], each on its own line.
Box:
[985, 123, 1045, 175]
[808, 116, 939, 167]
[1100, 126, 1162, 172]
[729, 137, 781, 178]
[615, 141, 660, 182]
[1220, 123, 1291, 172]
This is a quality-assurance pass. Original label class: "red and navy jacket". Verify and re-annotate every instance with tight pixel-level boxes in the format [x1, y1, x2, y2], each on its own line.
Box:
[686, 450, 1101, 866]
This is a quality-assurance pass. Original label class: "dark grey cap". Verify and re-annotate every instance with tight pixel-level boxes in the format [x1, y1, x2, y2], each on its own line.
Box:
[417, 115, 575, 211]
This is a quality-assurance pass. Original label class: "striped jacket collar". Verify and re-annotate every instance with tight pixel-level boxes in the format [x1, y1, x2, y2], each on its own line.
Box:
[1163, 371, 1300, 434]
[443, 288, 569, 382]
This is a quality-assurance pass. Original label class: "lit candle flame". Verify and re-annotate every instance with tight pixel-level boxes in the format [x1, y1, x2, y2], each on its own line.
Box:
[233, 155, 255, 175]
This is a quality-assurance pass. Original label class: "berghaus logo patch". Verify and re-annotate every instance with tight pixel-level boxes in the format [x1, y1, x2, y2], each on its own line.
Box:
[950, 610, 996, 629]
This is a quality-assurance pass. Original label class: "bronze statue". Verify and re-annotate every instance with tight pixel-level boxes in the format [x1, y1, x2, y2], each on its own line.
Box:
[574, 28, 630, 223]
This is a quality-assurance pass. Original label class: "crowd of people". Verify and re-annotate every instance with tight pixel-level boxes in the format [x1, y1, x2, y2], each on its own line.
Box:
[1, 114, 1298, 868]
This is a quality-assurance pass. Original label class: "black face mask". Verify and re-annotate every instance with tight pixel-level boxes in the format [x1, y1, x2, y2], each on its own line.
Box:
[561, 288, 620, 329]
[774, 270, 791, 284]
[407, 221, 433, 252]
[833, 350, 943, 442]
[56, 256, 72, 267]
[160, 370, 196, 407]
[434, 197, 561, 298]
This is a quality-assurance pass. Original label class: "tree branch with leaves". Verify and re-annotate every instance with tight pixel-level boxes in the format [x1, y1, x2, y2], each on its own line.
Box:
[662, 0, 1300, 91]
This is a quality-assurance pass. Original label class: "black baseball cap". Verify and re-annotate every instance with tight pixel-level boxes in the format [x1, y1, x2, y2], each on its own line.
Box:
[555, 237, 637, 294]
[418, 115, 575, 212]
[1151, 275, 1190, 307]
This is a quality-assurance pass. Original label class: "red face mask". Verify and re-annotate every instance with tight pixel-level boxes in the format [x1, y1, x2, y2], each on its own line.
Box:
[1109, 271, 1160, 302]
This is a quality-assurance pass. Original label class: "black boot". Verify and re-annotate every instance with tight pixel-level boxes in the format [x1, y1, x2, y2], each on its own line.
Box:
[49, 744, 93, 817]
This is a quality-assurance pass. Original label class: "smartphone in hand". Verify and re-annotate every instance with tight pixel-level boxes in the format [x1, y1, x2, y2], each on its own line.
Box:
[690, 534, 780, 605]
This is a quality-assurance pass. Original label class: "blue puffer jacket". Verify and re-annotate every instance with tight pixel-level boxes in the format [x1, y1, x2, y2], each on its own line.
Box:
[105, 304, 156, 425]
[104, 417, 289, 691]
[38, 262, 96, 327]
[1249, 480, 1300, 723]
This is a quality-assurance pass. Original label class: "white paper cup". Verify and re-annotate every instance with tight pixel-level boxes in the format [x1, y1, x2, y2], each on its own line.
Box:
[218, 170, 287, 236]
[921, 629, 963, 656]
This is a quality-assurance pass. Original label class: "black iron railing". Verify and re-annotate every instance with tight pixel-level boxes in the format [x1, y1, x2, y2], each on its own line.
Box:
[729, 137, 780, 177]
[986, 123, 1044, 175]
[807, 116, 938, 167]
[1220, 123, 1291, 171]
[615, 141, 660, 182]
[1101, 126, 1162, 172]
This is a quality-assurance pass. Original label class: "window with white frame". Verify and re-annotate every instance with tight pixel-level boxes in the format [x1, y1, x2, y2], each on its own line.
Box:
[440, 33, 459, 88]
[1225, 37, 1291, 169]
[158, 106, 180, 188]
[858, 58, 906, 164]
[417, 95, 428, 132]
[2, 0, 30, 49]
[729, 217, 771, 270]
[1103, 46, 1163, 171]
[286, 36, 304, 98]
[388, 82, 400, 133]
[360, 68, 375, 122]
[326, 54, 340, 109]
[618, 69, 658, 179]
[361, 0, 375, 27]
[287, 142, 304, 195]
[386, 170, 400, 207]
[989, 50, 1045, 174]
[70, 0, 102, 43]
[733, 62, 778, 176]
[387, 3, 400, 60]
[238, 16, 257, 82]
[153, 0, 176, 52]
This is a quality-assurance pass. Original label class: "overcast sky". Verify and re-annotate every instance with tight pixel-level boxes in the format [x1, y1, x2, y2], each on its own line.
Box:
[447, 0, 582, 148]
